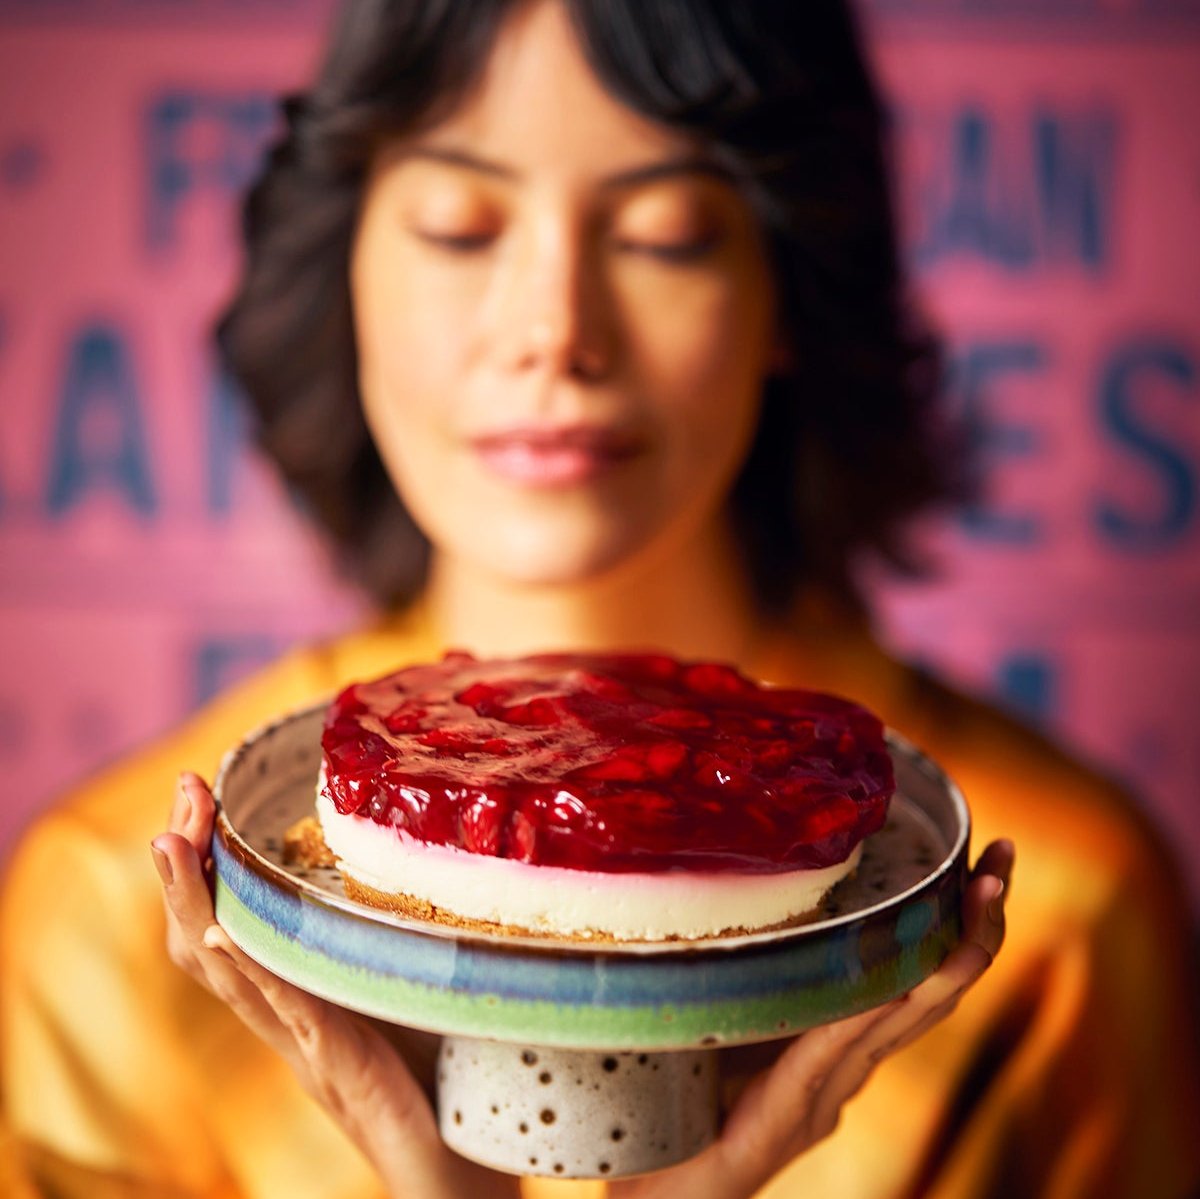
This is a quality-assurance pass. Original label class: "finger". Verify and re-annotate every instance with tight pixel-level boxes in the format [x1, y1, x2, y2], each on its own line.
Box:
[971, 838, 1015, 892]
[173, 772, 215, 859]
[197, 924, 316, 1065]
[799, 859, 1012, 1145]
[155, 775, 216, 937]
[812, 961, 980, 1138]
[197, 926, 459, 1198]
[876, 872, 1007, 1045]
[153, 844, 206, 986]
[153, 831, 214, 941]
[790, 1001, 914, 1148]
[153, 826, 230, 993]
[811, 870, 1009, 1124]
[211, 928, 438, 1134]
[167, 774, 189, 834]
[218, 936, 461, 1194]
[717, 1040, 790, 1118]
[369, 1020, 442, 1106]
[200, 916, 472, 1199]
[711, 1001, 902, 1185]
[806, 951, 991, 1141]
[961, 869, 1008, 962]
[658, 1006, 900, 1199]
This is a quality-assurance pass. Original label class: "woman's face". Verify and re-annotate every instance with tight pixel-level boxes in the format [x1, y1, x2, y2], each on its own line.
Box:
[351, 0, 777, 588]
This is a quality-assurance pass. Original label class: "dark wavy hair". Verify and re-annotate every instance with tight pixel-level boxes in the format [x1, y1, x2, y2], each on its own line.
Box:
[218, 0, 960, 615]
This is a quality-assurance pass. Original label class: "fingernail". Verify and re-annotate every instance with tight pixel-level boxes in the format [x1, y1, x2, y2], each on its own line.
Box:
[987, 880, 1006, 924]
[150, 841, 173, 886]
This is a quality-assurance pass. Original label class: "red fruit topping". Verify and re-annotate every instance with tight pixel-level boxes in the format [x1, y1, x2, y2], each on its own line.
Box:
[320, 652, 894, 874]
[647, 707, 713, 731]
[681, 662, 752, 697]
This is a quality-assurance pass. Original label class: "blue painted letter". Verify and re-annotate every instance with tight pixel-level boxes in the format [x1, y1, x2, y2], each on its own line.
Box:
[955, 340, 1046, 543]
[146, 90, 276, 249]
[1096, 340, 1195, 548]
[45, 324, 157, 516]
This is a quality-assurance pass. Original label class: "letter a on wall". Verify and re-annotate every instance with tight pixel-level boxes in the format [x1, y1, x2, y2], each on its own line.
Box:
[45, 324, 158, 517]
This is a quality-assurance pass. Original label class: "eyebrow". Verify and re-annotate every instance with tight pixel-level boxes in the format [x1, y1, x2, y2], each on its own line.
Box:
[398, 145, 734, 189]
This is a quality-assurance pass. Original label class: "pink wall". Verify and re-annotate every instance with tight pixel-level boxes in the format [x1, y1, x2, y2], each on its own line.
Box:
[1, 2, 1197, 904]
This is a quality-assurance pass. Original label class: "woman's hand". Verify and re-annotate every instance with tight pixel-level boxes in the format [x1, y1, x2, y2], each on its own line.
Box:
[151, 772, 520, 1199]
[610, 839, 1014, 1199]
[152, 770, 1010, 1199]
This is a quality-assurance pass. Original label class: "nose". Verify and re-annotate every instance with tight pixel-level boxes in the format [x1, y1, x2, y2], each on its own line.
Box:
[496, 223, 611, 381]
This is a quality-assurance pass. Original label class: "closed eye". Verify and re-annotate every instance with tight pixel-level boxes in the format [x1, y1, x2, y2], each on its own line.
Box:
[413, 229, 497, 253]
[411, 229, 722, 261]
[615, 232, 722, 263]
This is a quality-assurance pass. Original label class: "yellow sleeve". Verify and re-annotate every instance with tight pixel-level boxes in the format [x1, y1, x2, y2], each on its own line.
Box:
[903, 811, 1199, 1199]
[914, 714, 1200, 1198]
[0, 643, 390, 1199]
[0, 807, 237, 1197]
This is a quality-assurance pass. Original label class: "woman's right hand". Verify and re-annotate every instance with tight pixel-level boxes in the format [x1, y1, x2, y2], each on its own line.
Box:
[150, 771, 522, 1199]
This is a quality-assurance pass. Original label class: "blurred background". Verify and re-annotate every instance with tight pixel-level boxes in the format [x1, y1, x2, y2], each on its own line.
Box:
[0, 0, 1197, 906]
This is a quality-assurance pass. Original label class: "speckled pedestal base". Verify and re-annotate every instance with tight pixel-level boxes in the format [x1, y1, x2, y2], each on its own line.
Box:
[437, 1036, 719, 1179]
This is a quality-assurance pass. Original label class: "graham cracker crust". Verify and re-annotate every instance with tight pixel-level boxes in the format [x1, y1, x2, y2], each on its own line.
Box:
[286, 812, 840, 943]
[341, 870, 831, 944]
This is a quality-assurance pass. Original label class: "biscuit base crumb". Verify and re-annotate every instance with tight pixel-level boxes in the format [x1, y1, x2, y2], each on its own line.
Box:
[339, 870, 837, 944]
[283, 816, 336, 868]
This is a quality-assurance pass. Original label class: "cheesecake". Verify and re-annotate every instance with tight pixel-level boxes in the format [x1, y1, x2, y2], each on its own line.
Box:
[315, 651, 894, 941]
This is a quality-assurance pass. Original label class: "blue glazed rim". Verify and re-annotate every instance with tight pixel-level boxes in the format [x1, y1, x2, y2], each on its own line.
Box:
[213, 704, 970, 1049]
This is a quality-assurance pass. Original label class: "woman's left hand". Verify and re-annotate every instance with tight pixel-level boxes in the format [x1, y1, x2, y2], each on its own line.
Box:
[610, 838, 1014, 1198]
[152, 773, 520, 1199]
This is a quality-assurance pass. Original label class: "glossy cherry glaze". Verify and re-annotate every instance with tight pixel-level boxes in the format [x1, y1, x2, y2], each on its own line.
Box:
[321, 651, 894, 874]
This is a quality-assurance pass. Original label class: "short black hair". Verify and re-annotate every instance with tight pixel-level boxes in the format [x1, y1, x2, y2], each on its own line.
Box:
[218, 0, 960, 615]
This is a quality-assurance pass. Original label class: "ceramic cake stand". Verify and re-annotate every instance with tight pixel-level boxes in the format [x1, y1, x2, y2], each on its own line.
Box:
[212, 704, 969, 1180]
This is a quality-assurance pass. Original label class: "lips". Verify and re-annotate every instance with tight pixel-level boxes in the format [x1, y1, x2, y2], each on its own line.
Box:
[470, 424, 643, 487]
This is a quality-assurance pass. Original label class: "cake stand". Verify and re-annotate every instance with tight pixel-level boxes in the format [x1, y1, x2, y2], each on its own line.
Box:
[212, 704, 969, 1180]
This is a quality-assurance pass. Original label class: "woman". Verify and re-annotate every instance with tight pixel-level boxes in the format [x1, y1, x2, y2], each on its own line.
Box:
[1, 1, 1195, 1197]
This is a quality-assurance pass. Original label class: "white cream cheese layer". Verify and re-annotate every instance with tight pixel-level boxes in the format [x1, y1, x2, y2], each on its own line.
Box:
[316, 790, 861, 940]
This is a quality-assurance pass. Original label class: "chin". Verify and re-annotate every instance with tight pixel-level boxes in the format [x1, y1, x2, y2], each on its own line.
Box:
[480, 547, 638, 589]
[470, 522, 662, 590]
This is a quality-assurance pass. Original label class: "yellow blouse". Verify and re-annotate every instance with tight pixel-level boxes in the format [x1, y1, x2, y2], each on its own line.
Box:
[2, 601, 1197, 1198]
